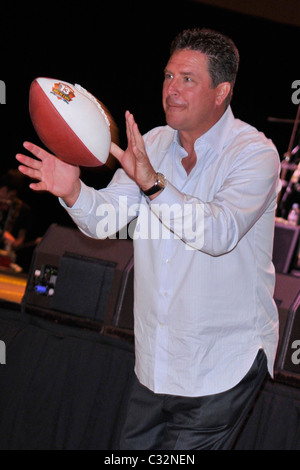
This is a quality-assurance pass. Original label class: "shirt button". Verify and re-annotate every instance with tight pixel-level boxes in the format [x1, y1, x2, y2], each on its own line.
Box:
[165, 259, 170, 264]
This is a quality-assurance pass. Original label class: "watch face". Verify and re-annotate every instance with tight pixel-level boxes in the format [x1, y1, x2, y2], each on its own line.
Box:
[157, 173, 166, 189]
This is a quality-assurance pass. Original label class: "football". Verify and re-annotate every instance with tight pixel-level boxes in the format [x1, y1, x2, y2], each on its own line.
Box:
[29, 77, 112, 167]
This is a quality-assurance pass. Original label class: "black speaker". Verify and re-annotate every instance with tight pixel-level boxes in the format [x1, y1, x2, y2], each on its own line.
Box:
[22, 224, 134, 333]
[274, 273, 300, 386]
[273, 222, 300, 274]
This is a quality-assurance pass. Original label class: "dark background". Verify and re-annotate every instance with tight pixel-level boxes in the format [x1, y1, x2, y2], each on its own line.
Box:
[0, 2, 300, 451]
[0, 0, 299, 243]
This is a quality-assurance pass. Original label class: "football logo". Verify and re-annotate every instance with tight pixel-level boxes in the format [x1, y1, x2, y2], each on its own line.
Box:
[51, 82, 75, 104]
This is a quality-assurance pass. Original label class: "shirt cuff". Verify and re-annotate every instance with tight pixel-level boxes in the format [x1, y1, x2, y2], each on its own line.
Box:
[59, 180, 95, 218]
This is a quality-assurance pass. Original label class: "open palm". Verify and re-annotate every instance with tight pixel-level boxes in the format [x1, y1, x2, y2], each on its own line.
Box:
[16, 142, 81, 202]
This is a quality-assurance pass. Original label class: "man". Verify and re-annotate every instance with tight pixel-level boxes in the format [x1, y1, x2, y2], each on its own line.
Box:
[16, 28, 281, 450]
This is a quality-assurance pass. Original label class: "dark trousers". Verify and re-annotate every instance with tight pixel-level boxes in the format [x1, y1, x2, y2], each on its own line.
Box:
[120, 349, 267, 450]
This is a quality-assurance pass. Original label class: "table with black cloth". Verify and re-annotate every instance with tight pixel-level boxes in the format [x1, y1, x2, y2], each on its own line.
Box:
[0, 305, 135, 450]
[0, 303, 300, 450]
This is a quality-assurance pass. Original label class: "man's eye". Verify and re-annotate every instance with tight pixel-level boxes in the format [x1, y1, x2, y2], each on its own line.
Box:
[165, 74, 173, 80]
[184, 76, 191, 82]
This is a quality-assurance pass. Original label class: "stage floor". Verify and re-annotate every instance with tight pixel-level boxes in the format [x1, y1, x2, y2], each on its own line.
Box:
[0, 270, 27, 304]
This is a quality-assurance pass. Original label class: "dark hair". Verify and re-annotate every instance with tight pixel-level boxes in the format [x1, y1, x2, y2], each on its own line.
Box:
[170, 28, 239, 105]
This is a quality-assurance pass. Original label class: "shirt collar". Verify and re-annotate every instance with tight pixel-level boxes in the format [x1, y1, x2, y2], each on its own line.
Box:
[199, 106, 235, 155]
[172, 106, 235, 157]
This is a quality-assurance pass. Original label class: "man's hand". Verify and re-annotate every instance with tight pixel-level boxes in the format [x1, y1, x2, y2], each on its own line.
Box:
[16, 142, 81, 207]
[110, 111, 157, 192]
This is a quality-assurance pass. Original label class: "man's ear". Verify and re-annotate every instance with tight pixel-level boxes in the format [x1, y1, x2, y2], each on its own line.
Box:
[215, 82, 231, 106]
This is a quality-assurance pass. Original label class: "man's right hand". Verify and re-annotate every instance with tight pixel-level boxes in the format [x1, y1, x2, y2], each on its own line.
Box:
[16, 142, 81, 207]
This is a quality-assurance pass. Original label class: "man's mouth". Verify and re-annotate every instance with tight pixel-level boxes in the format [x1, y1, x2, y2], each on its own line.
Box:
[166, 99, 185, 110]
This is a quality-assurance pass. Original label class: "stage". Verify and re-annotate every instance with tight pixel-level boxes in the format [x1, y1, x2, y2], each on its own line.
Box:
[0, 228, 300, 450]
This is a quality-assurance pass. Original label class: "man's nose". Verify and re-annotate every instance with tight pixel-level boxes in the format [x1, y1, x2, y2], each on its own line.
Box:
[166, 78, 180, 95]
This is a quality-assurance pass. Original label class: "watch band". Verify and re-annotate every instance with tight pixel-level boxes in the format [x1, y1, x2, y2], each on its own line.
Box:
[142, 172, 166, 196]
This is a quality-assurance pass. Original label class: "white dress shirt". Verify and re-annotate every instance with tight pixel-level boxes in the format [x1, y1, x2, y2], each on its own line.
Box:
[61, 106, 281, 397]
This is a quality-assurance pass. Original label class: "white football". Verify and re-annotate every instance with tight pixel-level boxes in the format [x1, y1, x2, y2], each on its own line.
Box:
[29, 77, 112, 166]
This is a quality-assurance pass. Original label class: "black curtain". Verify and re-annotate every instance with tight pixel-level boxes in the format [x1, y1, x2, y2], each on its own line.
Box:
[0, 306, 135, 450]
[234, 380, 300, 450]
